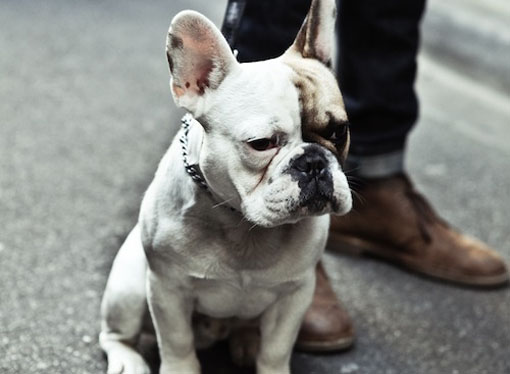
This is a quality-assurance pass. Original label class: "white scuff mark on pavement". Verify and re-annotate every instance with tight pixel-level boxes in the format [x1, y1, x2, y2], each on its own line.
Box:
[424, 163, 447, 177]
[0, 242, 4, 252]
[82, 335, 92, 344]
[341, 363, 360, 373]
[36, 362, 48, 370]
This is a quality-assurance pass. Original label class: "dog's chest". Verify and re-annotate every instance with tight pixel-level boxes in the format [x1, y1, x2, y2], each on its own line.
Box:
[191, 272, 298, 319]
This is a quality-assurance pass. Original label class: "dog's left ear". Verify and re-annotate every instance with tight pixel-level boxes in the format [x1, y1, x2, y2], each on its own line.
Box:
[290, 0, 336, 66]
[166, 11, 238, 116]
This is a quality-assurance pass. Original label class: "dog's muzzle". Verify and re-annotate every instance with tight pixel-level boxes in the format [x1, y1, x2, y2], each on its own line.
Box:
[288, 145, 334, 212]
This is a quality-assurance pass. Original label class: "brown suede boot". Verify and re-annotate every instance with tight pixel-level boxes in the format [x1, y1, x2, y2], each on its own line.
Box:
[329, 174, 509, 286]
[295, 262, 354, 352]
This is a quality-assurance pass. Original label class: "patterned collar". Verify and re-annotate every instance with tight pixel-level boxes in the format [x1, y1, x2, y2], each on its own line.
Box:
[180, 114, 237, 213]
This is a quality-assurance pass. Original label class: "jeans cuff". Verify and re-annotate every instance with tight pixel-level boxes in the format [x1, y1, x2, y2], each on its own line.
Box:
[345, 150, 405, 178]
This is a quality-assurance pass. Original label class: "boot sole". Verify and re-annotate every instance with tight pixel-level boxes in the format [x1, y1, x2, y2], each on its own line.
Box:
[294, 335, 354, 353]
[328, 232, 510, 287]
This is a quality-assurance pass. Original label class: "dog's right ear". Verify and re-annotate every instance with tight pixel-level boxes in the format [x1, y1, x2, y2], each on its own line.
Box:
[166, 11, 237, 116]
[289, 0, 336, 66]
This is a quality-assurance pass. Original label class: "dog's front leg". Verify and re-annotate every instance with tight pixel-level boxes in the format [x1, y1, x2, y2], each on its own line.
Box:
[257, 271, 316, 374]
[147, 269, 200, 374]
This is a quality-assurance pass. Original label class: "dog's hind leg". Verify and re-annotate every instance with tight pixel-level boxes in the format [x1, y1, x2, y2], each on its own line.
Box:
[99, 224, 151, 374]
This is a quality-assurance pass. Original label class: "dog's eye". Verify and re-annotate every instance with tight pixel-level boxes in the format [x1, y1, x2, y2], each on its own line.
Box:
[247, 136, 278, 151]
[329, 121, 349, 144]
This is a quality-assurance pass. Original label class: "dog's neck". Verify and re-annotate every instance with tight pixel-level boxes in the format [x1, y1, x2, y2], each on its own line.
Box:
[180, 114, 239, 213]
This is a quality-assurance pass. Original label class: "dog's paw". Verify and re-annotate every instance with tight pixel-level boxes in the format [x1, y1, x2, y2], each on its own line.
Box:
[229, 327, 260, 367]
[106, 346, 150, 374]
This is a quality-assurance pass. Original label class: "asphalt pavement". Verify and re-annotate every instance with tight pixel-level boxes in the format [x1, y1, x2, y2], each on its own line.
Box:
[1, 1, 509, 373]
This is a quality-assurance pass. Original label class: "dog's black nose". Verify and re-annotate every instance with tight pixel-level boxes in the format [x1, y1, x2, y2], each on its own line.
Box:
[288, 146, 334, 212]
[291, 150, 328, 179]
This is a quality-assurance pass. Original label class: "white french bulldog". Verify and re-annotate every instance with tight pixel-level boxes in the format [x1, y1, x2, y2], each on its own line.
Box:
[99, 0, 352, 373]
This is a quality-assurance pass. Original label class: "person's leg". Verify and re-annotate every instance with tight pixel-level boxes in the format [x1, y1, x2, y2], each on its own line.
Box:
[337, 0, 424, 176]
[331, 0, 509, 286]
[229, 0, 308, 62]
[225, 0, 355, 352]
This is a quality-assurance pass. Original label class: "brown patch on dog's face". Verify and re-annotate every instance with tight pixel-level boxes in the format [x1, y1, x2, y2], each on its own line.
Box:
[280, 0, 349, 165]
[281, 52, 350, 166]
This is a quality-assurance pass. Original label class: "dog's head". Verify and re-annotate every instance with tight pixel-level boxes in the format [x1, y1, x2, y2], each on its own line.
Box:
[166, 0, 351, 227]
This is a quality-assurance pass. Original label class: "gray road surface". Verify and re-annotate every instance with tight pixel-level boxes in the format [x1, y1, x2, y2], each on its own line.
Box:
[1, 1, 509, 373]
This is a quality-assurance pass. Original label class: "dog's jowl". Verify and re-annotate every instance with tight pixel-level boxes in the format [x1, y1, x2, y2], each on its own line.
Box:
[99, 1, 351, 373]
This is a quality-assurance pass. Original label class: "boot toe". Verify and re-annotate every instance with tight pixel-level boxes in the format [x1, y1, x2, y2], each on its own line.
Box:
[296, 303, 355, 352]
[295, 262, 355, 352]
[460, 237, 510, 285]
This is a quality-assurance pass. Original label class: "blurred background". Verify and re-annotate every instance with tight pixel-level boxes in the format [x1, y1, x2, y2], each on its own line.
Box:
[1, 0, 509, 373]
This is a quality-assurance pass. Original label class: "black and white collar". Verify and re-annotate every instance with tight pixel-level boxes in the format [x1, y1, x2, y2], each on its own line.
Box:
[179, 114, 238, 213]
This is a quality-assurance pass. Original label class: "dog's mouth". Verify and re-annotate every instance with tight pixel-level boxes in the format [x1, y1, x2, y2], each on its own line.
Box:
[241, 143, 352, 227]
[288, 147, 336, 214]
[244, 182, 345, 228]
[297, 177, 336, 213]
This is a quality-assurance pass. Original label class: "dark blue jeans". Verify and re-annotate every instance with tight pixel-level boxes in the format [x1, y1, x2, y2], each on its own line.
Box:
[227, 0, 427, 175]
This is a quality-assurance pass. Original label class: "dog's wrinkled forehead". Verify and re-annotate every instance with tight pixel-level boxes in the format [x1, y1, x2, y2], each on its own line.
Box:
[202, 60, 301, 135]
[282, 56, 350, 165]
